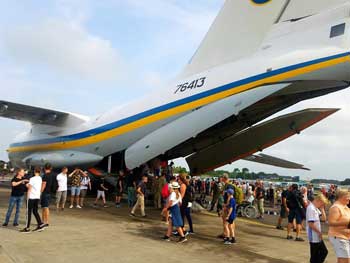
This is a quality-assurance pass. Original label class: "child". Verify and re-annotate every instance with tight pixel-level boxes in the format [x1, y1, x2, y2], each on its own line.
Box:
[162, 182, 187, 243]
[224, 188, 236, 244]
[94, 177, 108, 208]
[20, 167, 44, 233]
[307, 194, 328, 263]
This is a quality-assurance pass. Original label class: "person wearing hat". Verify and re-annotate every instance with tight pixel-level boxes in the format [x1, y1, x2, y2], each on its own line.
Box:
[223, 188, 236, 244]
[162, 181, 187, 243]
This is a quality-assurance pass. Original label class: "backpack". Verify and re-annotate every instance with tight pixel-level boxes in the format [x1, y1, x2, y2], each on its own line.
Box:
[161, 184, 170, 199]
[233, 185, 244, 205]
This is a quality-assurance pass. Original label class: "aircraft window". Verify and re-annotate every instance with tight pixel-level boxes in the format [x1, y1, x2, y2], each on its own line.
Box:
[330, 23, 345, 38]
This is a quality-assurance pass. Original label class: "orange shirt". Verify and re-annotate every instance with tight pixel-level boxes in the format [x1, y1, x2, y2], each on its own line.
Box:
[328, 203, 350, 240]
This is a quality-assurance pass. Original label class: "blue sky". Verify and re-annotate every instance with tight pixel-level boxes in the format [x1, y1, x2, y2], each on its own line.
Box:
[0, 0, 350, 180]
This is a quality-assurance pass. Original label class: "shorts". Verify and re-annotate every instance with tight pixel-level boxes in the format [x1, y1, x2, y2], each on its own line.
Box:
[280, 205, 287, 218]
[97, 190, 105, 199]
[71, 186, 81, 196]
[227, 216, 236, 224]
[80, 189, 88, 198]
[115, 189, 123, 197]
[288, 208, 302, 224]
[329, 236, 350, 258]
[41, 193, 51, 208]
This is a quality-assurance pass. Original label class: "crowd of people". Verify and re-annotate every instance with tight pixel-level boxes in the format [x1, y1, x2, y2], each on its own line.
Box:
[3, 163, 350, 262]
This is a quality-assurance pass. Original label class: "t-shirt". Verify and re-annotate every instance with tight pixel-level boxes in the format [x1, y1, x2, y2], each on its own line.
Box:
[306, 202, 322, 243]
[227, 197, 237, 219]
[126, 174, 136, 188]
[281, 190, 288, 206]
[71, 172, 81, 187]
[11, 177, 27, 197]
[255, 187, 265, 200]
[97, 178, 105, 191]
[117, 176, 124, 191]
[56, 173, 68, 192]
[287, 190, 303, 209]
[80, 176, 90, 190]
[28, 176, 42, 199]
[169, 191, 182, 207]
[137, 181, 147, 195]
[42, 172, 56, 194]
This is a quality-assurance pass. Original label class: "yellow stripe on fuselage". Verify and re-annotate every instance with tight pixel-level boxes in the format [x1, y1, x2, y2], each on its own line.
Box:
[8, 55, 350, 153]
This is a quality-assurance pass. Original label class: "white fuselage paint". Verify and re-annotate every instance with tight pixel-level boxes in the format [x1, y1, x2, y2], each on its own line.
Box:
[8, 4, 350, 168]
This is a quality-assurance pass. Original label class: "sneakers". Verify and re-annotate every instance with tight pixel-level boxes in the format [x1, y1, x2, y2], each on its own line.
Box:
[69, 205, 73, 209]
[41, 224, 49, 229]
[276, 225, 284, 230]
[103, 205, 108, 208]
[13, 223, 19, 227]
[20, 228, 31, 233]
[224, 240, 232, 245]
[286, 235, 293, 240]
[32, 225, 44, 232]
[295, 237, 305, 242]
[162, 235, 170, 241]
[172, 231, 180, 237]
[177, 236, 188, 243]
[231, 237, 236, 244]
[76, 205, 82, 209]
[129, 213, 136, 217]
[2, 223, 8, 227]
[184, 231, 189, 237]
[115, 203, 121, 208]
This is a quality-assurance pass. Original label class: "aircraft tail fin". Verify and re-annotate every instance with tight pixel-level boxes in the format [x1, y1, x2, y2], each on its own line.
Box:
[179, 0, 288, 78]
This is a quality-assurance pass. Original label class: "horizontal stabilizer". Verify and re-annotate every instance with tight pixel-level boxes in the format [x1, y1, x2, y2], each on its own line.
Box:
[243, 153, 310, 171]
[187, 108, 338, 175]
[0, 100, 87, 127]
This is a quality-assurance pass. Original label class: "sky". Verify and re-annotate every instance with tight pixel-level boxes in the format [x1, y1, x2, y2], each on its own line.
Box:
[0, 0, 349, 180]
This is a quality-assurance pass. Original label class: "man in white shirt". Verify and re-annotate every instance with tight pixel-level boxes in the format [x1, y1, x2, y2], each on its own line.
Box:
[56, 167, 68, 211]
[20, 167, 44, 233]
[306, 194, 328, 263]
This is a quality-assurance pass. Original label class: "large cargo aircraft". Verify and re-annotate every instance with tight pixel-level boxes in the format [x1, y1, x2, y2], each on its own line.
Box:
[1, 0, 350, 174]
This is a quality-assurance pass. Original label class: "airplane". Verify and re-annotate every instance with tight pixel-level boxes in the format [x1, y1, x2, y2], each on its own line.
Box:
[1, 0, 350, 175]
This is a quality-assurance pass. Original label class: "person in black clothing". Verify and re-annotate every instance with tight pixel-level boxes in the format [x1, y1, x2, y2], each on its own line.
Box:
[286, 184, 305, 241]
[41, 163, 56, 228]
[126, 171, 136, 207]
[94, 177, 109, 207]
[115, 170, 125, 208]
[3, 168, 28, 227]
[276, 186, 290, 230]
[179, 173, 194, 234]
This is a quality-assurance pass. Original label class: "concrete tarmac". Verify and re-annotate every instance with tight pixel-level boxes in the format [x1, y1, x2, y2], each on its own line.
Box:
[0, 187, 336, 263]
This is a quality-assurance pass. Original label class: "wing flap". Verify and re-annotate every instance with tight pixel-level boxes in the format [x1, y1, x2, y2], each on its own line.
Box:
[243, 153, 310, 170]
[0, 100, 87, 127]
[186, 108, 338, 174]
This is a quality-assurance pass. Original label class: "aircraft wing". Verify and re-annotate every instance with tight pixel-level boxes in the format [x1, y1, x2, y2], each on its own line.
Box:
[243, 153, 310, 171]
[0, 100, 87, 127]
[186, 108, 338, 175]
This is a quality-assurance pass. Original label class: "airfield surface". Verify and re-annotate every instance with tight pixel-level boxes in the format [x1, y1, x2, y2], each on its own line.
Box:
[0, 186, 336, 263]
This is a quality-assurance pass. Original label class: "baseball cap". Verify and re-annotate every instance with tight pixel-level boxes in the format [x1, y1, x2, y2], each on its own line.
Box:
[226, 189, 234, 195]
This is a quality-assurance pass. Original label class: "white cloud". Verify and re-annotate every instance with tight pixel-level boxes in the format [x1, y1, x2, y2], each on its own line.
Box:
[2, 19, 123, 81]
